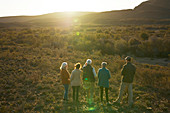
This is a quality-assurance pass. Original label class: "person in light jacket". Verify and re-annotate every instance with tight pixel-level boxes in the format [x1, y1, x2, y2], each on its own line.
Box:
[70, 63, 82, 102]
[98, 62, 111, 105]
[60, 62, 70, 101]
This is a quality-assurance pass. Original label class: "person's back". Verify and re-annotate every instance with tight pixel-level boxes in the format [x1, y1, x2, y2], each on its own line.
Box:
[71, 69, 81, 86]
[121, 62, 136, 83]
[60, 69, 70, 84]
[83, 64, 95, 82]
[98, 67, 110, 88]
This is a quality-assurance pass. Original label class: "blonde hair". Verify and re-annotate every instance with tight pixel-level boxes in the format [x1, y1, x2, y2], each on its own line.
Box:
[60, 62, 68, 70]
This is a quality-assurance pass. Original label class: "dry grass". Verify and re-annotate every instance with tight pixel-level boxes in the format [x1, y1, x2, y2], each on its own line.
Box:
[0, 26, 170, 112]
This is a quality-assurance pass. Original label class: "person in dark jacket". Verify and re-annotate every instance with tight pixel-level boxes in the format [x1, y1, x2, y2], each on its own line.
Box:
[98, 62, 111, 105]
[82, 59, 96, 104]
[60, 62, 70, 101]
[114, 56, 136, 107]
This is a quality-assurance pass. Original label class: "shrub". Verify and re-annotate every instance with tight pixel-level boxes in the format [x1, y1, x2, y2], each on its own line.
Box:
[140, 32, 149, 40]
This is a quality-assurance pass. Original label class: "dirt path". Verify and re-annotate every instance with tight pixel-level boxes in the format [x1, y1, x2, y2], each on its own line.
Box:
[134, 57, 170, 66]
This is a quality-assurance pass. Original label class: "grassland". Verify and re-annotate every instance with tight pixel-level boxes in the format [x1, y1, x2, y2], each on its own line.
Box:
[0, 25, 170, 113]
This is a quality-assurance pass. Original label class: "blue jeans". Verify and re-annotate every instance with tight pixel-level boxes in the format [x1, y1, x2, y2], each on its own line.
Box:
[63, 84, 69, 100]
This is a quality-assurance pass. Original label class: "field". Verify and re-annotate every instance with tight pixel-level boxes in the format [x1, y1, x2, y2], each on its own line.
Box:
[0, 25, 170, 113]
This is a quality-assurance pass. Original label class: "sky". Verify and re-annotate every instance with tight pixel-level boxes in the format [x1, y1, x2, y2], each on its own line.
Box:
[0, 0, 148, 17]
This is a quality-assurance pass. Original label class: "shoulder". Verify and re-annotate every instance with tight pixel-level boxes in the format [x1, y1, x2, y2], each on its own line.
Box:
[98, 68, 102, 71]
[72, 69, 75, 73]
[60, 69, 65, 73]
[132, 63, 136, 67]
[123, 64, 128, 68]
[82, 66, 86, 70]
[123, 63, 127, 67]
[131, 63, 136, 69]
[106, 68, 110, 72]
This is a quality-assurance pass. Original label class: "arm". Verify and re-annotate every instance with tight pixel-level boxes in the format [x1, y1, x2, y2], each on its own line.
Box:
[92, 68, 97, 77]
[65, 70, 70, 80]
[70, 71, 74, 81]
[108, 70, 111, 79]
[121, 65, 127, 76]
[97, 69, 100, 79]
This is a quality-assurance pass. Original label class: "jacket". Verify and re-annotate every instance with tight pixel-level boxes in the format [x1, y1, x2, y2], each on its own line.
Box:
[70, 69, 82, 86]
[82, 64, 96, 82]
[60, 69, 70, 84]
[98, 67, 111, 88]
[121, 62, 136, 83]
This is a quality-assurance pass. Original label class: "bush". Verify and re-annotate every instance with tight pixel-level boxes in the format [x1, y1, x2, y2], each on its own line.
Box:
[140, 32, 149, 40]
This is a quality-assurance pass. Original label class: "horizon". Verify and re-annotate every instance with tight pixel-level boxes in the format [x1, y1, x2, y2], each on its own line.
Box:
[0, 0, 147, 17]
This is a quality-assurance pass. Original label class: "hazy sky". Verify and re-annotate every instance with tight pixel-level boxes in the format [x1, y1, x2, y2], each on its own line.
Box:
[0, 0, 148, 17]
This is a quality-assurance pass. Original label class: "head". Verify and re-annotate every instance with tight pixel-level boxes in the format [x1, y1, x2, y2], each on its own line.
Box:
[101, 62, 107, 68]
[60, 62, 68, 70]
[74, 62, 81, 69]
[125, 56, 131, 63]
[86, 59, 92, 65]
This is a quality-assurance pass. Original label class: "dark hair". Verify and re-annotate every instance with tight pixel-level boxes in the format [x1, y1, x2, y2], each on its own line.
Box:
[125, 56, 131, 61]
[75, 63, 81, 69]
[101, 62, 107, 67]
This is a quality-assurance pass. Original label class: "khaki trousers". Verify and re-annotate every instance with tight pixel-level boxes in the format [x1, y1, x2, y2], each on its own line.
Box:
[116, 82, 133, 105]
[85, 82, 95, 103]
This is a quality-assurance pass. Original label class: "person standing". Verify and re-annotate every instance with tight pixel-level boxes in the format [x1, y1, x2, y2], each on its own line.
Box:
[114, 56, 136, 107]
[98, 62, 111, 105]
[82, 59, 96, 104]
[60, 62, 70, 101]
[70, 63, 82, 102]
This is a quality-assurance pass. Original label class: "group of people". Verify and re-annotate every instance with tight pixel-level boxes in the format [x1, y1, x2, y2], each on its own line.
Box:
[60, 56, 136, 107]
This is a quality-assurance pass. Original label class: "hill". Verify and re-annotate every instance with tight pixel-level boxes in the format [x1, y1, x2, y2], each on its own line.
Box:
[80, 0, 170, 24]
[0, 0, 170, 27]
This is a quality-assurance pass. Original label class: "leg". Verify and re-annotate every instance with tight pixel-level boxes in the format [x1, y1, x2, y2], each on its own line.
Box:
[100, 86, 103, 102]
[90, 82, 95, 102]
[76, 86, 80, 102]
[116, 82, 126, 103]
[63, 84, 66, 100]
[105, 88, 109, 102]
[128, 83, 133, 106]
[72, 86, 75, 101]
[64, 84, 69, 100]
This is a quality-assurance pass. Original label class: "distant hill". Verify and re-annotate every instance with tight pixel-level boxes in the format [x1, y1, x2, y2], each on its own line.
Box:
[80, 0, 170, 24]
[0, 0, 170, 27]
